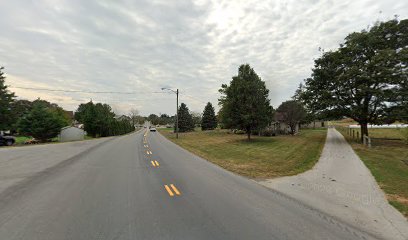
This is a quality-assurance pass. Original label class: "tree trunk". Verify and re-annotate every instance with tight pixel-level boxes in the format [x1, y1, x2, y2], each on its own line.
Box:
[247, 126, 251, 141]
[360, 122, 368, 143]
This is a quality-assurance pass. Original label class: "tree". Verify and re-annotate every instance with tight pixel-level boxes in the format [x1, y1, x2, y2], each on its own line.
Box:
[0, 67, 16, 130]
[158, 113, 172, 125]
[17, 102, 66, 142]
[177, 103, 194, 132]
[201, 102, 217, 130]
[147, 114, 160, 125]
[298, 19, 408, 141]
[128, 108, 139, 126]
[219, 64, 273, 140]
[75, 101, 116, 137]
[276, 100, 307, 135]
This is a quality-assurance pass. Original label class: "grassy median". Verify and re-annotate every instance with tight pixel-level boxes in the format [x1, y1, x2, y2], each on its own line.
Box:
[335, 124, 408, 218]
[159, 128, 327, 179]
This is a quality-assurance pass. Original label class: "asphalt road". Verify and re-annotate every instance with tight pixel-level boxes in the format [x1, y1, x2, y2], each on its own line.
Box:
[0, 130, 380, 240]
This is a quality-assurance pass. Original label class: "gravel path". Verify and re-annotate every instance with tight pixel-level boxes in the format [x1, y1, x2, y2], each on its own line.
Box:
[259, 128, 408, 240]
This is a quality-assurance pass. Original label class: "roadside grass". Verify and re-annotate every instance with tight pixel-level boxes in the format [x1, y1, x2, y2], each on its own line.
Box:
[14, 136, 32, 144]
[159, 128, 327, 179]
[336, 126, 408, 218]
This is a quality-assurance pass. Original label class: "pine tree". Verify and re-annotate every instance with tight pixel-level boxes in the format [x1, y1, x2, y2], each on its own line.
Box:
[0, 67, 15, 130]
[177, 103, 194, 132]
[17, 102, 66, 142]
[201, 102, 217, 130]
[219, 64, 273, 140]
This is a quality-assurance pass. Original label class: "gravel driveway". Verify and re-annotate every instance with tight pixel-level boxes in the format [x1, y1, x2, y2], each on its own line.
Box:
[259, 128, 408, 240]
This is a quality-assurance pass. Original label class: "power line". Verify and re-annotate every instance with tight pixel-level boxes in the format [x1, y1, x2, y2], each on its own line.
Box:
[9, 86, 166, 94]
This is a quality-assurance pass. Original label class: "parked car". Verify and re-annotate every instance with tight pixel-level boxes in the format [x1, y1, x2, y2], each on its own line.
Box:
[150, 127, 157, 132]
[0, 135, 15, 146]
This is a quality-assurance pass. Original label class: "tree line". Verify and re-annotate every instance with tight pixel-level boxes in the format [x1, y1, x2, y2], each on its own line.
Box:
[0, 68, 134, 142]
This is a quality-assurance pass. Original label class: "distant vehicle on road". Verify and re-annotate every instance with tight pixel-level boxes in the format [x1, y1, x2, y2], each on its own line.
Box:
[150, 127, 157, 132]
[0, 134, 15, 146]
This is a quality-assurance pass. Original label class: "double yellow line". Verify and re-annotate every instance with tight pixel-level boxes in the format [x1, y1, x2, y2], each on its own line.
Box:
[151, 160, 160, 167]
[164, 184, 181, 197]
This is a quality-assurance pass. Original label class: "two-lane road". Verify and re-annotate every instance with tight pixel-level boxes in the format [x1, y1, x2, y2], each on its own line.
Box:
[0, 130, 379, 239]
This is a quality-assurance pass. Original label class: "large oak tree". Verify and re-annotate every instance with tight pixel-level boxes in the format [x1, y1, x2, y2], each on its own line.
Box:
[299, 19, 408, 141]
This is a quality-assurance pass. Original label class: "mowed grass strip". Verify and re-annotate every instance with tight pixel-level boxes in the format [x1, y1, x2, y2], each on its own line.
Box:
[159, 128, 327, 179]
[336, 126, 408, 218]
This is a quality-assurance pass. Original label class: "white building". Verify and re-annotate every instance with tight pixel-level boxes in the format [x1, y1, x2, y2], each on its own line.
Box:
[59, 126, 86, 142]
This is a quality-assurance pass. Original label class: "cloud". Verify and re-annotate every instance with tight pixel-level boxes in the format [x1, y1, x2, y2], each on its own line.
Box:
[1, 0, 407, 115]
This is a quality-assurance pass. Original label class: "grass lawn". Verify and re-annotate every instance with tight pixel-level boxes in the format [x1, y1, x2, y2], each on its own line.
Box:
[159, 128, 327, 179]
[14, 136, 32, 144]
[336, 126, 408, 218]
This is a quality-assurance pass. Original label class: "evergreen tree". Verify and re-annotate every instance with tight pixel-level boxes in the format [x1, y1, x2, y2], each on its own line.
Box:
[177, 103, 194, 132]
[17, 102, 66, 142]
[201, 102, 217, 130]
[219, 64, 273, 140]
[0, 67, 15, 130]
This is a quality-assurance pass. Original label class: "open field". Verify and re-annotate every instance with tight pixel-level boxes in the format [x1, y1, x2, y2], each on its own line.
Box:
[335, 125, 408, 217]
[330, 119, 406, 140]
[159, 128, 327, 179]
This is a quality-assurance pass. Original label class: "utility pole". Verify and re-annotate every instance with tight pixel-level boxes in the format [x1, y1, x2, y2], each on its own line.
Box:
[161, 87, 179, 139]
[176, 89, 179, 139]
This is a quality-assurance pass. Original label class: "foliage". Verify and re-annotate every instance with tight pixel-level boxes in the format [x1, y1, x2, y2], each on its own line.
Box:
[147, 114, 160, 125]
[177, 103, 194, 132]
[276, 100, 307, 135]
[298, 19, 408, 141]
[17, 102, 67, 142]
[75, 101, 134, 137]
[201, 102, 217, 130]
[158, 113, 173, 125]
[219, 64, 273, 140]
[0, 67, 16, 130]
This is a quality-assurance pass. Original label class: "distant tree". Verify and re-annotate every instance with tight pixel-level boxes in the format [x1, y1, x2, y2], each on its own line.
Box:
[177, 103, 194, 132]
[276, 100, 307, 135]
[219, 64, 273, 140]
[17, 102, 66, 142]
[129, 108, 139, 126]
[191, 111, 202, 127]
[147, 114, 160, 125]
[298, 19, 408, 141]
[201, 102, 217, 130]
[0, 67, 16, 130]
[158, 113, 172, 125]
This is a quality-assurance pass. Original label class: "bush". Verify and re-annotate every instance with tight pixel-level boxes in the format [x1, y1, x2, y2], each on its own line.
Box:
[18, 103, 67, 142]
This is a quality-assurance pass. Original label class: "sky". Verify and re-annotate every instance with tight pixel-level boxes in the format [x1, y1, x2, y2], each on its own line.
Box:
[1, 0, 407, 116]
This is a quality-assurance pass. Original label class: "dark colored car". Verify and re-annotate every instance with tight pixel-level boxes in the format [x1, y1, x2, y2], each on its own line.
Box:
[0, 135, 15, 146]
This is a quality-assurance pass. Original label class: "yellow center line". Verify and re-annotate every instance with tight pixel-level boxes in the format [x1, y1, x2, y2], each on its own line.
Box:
[164, 185, 174, 197]
[151, 161, 156, 167]
[170, 184, 181, 195]
[155, 161, 159, 166]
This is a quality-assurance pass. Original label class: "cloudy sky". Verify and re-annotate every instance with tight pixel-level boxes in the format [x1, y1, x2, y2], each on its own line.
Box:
[1, 0, 407, 115]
